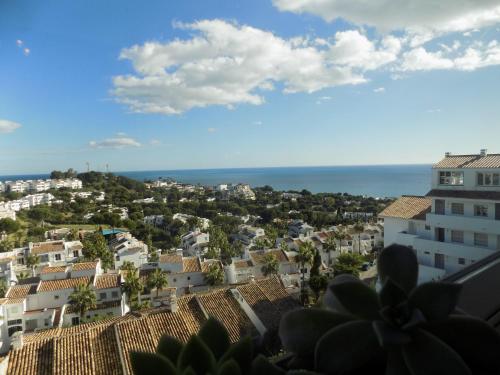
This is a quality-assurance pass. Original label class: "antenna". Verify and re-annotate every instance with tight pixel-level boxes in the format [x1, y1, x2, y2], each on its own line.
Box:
[86, 162, 90, 172]
[106, 164, 109, 173]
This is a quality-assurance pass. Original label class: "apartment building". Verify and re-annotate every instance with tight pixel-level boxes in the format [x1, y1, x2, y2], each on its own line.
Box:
[381, 150, 500, 281]
[180, 230, 210, 256]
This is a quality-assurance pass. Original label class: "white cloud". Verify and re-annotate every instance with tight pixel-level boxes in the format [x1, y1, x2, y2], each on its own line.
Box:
[272, 0, 500, 34]
[373, 87, 385, 93]
[207, 127, 217, 133]
[427, 108, 442, 113]
[399, 42, 500, 71]
[89, 137, 141, 149]
[16, 40, 23, 47]
[23, 48, 30, 56]
[116, 132, 127, 136]
[150, 139, 161, 145]
[0, 120, 22, 134]
[112, 19, 365, 115]
[253, 121, 263, 125]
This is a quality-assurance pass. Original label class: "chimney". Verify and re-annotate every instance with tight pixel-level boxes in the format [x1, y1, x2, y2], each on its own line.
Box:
[445, 152, 451, 157]
[167, 290, 178, 313]
[11, 331, 24, 350]
[480, 149, 487, 157]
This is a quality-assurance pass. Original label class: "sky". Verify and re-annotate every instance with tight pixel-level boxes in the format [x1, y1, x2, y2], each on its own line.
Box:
[1, 0, 500, 174]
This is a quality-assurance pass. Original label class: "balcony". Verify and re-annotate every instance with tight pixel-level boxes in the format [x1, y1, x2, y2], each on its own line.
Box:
[413, 237, 496, 260]
[426, 213, 500, 235]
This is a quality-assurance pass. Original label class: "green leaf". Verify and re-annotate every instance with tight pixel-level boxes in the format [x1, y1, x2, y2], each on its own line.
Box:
[219, 336, 253, 374]
[424, 315, 500, 374]
[379, 278, 408, 308]
[402, 329, 471, 375]
[182, 367, 197, 375]
[178, 336, 216, 375]
[218, 359, 242, 375]
[372, 320, 412, 348]
[130, 351, 176, 375]
[408, 282, 462, 321]
[198, 317, 231, 360]
[251, 355, 285, 375]
[327, 276, 380, 319]
[156, 335, 184, 364]
[279, 308, 352, 357]
[377, 245, 418, 293]
[385, 350, 411, 375]
[315, 320, 383, 374]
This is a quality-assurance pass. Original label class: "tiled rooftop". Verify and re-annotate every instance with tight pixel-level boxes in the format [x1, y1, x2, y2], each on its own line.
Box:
[433, 153, 500, 169]
[38, 277, 91, 292]
[95, 274, 121, 290]
[41, 266, 68, 274]
[31, 241, 65, 255]
[159, 254, 182, 263]
[379, 195, 432, 220]
[182, 257, 201, 273]
[72, 261, 98, 271]
[6, 283, 38, 299]
[7, 279, 297, 375]
[249, 249, 289, 264]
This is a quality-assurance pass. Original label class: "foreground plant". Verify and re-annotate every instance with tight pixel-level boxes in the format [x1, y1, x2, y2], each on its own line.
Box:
[279, 244, 500, 375]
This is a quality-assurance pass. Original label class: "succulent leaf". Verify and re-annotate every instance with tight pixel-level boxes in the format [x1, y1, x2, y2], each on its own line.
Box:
[402, 329, 471, 375]
[251, 355, 285, 375]
[327, 276, 380, 319]
[218, 359, 242, 375]
[279, 308, 352, 357]
[378, 245, 418, 293]
[385, 350, 411, 375]
[198, 317, 231, 360]
[408, 282, 462, 322]
[424, 315, 500, 374]
[315, 320, 382, 374]
[156, 335, 184, 365]
[219, 336, 253, 374]
[130, 351, 177, 375]
[379, 278, 407, 308]
[178, 336, 216, 375]
[372, 320, 412, 348]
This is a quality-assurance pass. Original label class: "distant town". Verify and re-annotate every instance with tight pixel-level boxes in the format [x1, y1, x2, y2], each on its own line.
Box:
[1, 150, 499, 373]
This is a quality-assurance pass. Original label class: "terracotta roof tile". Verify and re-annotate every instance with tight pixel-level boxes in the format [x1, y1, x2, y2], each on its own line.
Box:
[95, 274, 121, 290]
[72, 261, 98, 271]
[234, 259, 254, 269]
[7, 339, 54, 375]
[159, 254, 182, 263]
[31, 241, 65, 255]
[53, 332, 95, 375]
[379, 196, 432, 220]
[6, 283, 38, 299]
[41, 266, 68, 274]
[249, 249, 289, 265]
[433, 154, 500, 169]
[38, 277, 91, 292]
[200, 259, 222, 273]
[182, 257, 201, 273]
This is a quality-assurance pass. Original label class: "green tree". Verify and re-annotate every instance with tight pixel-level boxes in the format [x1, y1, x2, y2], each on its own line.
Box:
[205, 263, 224, 286]
[122, 270, 143, 301]
[82, 231, 114, 271]
[206, 226, 230, 263]
[146, 269, 169, 298]
[231, 240, 244, 258]
[0, 218, 20, 234]
[310, 249, 322, 278]
[333, 252, 364, 278]
[0, 279, 7, 298]
[0, 240, 13, 253]
[334, 230, 347, 253]
[69, 283, 97, 321]
[120, 261, 136, 272]
[261, 253, 279, 276]
[324, 235, 337, 266]
[353, 221, 365, 253]
[26, 253, 40, 277]
[297, 242, 315, 303]
[309, 274, 328, 301]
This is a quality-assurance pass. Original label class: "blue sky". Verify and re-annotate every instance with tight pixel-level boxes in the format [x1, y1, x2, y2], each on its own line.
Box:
[1, 0, 500, 174]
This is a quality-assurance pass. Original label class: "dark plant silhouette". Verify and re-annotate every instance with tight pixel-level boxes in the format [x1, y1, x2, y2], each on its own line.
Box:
[279, 244, 500, 374]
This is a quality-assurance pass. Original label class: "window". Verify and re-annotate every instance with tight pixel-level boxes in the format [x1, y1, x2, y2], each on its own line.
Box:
[8, 326, 22, 337]
[425, 225, 431, 231]
[458, 258, 465, 265]
[451, 203, 464, 215]
[55, 254, 61, 261]
[111, 291, 119, 298]
[477, 173, 500, 186]
[44, 318, 50, 327]
[451, 230, 464, 243]
[7, 319, 22, 326]
[72, 317, 80, 325]
[99, 292, 106, 300]
[474, 233, 489, 247]
[54, 295, 59, 300]
[474, 205, 488, 217]
[73, 250, 79, 257]
[187, 276, 191, 281]
[439, 171, 464, 185]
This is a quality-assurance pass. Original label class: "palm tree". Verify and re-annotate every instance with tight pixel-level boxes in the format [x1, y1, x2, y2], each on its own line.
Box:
[353, 221, 365, 254]
[146, 269, 169, 298]
[26, 253, 40, 277]
[122, 270, 143, 302]
[324, 235, 337, 266]
[0, 279, 7, 298]
[69, 283, 97, 322]
[298, 242, 314, 289]
[205, 263, 224, 286]
[334, 230, 347, 254]
[120, 261, 136, 272]
[261, 253, 279, 276]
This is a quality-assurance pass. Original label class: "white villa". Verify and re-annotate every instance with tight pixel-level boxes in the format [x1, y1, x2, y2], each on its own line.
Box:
[181, 230, 210, 256]
[381, 150, 500, 282]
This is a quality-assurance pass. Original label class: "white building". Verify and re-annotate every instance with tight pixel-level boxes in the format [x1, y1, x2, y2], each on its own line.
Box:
[109, 232, 148, 269]
[144, 215, 165, 227]
[172, 213, 210, 230]
[381, 150, 500, 282]
[181, 230, 210, 256]
[0, 205, 16, 221]
[288, 220, 314, 239]
[28, 240, 84, 268]
[231, 225, 266, 247]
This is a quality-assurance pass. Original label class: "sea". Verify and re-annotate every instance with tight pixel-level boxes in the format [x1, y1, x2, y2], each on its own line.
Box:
[0, 164, 432, 198]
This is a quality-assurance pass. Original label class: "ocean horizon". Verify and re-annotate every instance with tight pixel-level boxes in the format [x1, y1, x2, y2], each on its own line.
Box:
[0, 164, 432, 198]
